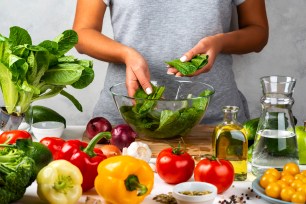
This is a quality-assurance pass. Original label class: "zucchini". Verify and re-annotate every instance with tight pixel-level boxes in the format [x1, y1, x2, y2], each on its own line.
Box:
[242, 118, 259, 141]
[26, 105, 66, 127]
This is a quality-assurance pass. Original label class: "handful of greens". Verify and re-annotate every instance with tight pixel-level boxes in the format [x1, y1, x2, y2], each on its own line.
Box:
[165, 54, 208, 75]
[0, 26, 94, 115]
[120, 84, 213, 139]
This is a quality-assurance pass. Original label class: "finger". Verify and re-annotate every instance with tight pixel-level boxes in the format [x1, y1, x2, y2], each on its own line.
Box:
[175, 72, 183, 77]
[167, 67, 179, 75]
[132, 66, 152, 95]
[126, 68, 139, 97]
[180, 42, 206, 62]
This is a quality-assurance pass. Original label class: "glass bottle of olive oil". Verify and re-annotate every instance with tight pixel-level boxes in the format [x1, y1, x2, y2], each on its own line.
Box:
[213, 106, 248, 181]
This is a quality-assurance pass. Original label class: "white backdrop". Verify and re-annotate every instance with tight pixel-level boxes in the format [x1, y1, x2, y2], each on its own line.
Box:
[1, 0, 306, 126]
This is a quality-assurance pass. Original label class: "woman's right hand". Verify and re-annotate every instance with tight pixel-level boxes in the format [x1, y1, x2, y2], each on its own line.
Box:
[124, 48, 152, 97]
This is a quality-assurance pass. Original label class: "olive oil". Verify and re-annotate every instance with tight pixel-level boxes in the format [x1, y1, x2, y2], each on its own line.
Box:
[214, 106, 248, 181]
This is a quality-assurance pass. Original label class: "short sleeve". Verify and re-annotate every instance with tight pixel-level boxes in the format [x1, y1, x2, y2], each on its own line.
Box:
[233, 0, 245, 6]
[103, 0, 110, 6]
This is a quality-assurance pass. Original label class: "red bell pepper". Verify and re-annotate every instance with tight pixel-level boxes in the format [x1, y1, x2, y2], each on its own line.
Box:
[40, 137, 66, 160]
[0, 130, 32, 144]
[40, 132, 111, 192]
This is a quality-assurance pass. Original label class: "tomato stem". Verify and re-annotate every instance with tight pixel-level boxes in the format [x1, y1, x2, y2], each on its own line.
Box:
[171, 138, 187, 155]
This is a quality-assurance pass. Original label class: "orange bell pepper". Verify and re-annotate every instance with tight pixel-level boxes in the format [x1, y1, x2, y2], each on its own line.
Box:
[95, 155, 154, 204]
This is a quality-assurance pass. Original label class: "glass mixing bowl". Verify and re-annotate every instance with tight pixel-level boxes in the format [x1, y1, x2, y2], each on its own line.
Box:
[110, 80, 214, 140]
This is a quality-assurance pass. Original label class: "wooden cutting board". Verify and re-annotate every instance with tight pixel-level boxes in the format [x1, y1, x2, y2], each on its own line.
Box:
[82, 125, 215, 157]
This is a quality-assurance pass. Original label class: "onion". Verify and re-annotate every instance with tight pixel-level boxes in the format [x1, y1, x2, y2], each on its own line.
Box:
[85, 117, 112, 144]
[110, 124, 137, 150]
[100, 144, 122, 158]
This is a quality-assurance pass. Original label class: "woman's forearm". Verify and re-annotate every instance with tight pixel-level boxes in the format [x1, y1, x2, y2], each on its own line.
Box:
[215, 0, 268, 55]
[216, 25, 269, 54]
[74, 28, 130, 64]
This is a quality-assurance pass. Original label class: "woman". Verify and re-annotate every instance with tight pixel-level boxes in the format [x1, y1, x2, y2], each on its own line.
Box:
[73, 0, 269, 125]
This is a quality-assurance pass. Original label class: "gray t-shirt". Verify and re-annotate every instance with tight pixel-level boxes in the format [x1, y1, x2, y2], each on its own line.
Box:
[94, 0, 249, 125]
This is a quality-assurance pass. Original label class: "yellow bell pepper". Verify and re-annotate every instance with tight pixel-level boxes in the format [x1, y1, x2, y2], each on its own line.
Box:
[36, 160, 83, 204]
[95, 155, 154, 204]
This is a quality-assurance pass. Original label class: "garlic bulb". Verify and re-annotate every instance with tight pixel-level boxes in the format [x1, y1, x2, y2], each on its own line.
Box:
[122, 142, 152, 162]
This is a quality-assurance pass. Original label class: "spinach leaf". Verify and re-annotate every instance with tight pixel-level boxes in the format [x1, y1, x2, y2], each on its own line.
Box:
[165, 54, 209, 75]
[120, 85, 212, 139]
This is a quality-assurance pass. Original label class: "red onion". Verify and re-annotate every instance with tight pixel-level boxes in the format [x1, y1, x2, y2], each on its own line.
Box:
[110, 124, 137, 150]
[85, 117, 112, 144]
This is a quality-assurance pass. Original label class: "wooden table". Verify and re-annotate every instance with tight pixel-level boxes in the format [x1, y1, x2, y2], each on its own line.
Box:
[136, 124, 214, 157]
[83, 125, 215, 157]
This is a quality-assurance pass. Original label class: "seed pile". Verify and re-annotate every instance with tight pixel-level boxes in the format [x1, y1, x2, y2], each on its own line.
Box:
[179, 190, 211, 196]
[153, 192, 177, 204]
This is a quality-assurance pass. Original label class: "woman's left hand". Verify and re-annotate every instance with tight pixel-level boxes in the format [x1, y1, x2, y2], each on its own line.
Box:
[167, 35, 223, 77]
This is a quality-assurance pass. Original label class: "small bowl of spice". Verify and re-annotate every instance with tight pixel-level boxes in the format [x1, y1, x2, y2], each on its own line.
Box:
[173, 181, 217, 204]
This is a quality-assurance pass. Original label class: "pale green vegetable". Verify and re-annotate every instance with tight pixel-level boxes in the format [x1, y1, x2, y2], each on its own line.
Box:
[0, 26, 94, 115]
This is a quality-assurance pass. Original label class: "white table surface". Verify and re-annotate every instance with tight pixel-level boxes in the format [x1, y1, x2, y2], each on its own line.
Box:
[15, 126, 270, 204]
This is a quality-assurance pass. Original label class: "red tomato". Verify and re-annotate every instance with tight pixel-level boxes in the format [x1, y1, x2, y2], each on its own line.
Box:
[194, 157, 234, 194]
[156, 147, 195, 184]
[0, 130, 32, 144]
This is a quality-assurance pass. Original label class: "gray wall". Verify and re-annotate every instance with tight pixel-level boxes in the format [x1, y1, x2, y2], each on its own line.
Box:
[1, 0, 306, 126]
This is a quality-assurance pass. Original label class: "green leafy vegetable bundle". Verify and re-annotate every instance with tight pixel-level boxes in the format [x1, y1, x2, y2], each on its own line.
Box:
[120, 84, 213, 139]
[0, 26, 94, 115]
[165, 54, 209, 75]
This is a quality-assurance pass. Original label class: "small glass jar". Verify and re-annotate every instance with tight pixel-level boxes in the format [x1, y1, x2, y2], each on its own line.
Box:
[213, 106, 248, 181]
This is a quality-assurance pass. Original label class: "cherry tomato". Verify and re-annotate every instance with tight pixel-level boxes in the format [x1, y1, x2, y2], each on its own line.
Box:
[291, 191, 306, 203]
[283, 162, 300, 176]
[291, 179, 304, 190]
[276, 180, 288, 189]
[265, 182, 281, 198]
[0, 130, 32, 144]
[194, 157, 234, 194]
[264, 168, 281, 180]
[280, 186, 296, 202]
[297, 184, 306, 194]
[281, 174, 295, 185]
[156, 147, 195, 184]
[260, 174, 278, 189]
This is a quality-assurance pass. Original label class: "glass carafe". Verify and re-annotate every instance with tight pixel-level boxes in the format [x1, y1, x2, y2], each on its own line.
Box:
[251, 76, 299, 176]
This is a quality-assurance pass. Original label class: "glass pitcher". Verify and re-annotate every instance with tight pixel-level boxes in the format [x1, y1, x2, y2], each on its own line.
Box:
[251, 76, 299, 176]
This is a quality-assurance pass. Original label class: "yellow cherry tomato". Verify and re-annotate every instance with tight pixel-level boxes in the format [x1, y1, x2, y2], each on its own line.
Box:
[294, 173, 305, 181]
[291, 179, 304, 190]
[281, 174, 295, 185]
[264, 168, 281, 180]
[276, 180, 288, 189]
[297, 184, 306, 195]
[281, 171, 292, 178]
[283, 162, 300, 176]
[291, 191, 306, 203]
[301, 177, 306, 184]
[301, 170, 306, 177]
[280, 186, 296, 202]
[260, 174, 278, 189]
[265, 182, 281, 199]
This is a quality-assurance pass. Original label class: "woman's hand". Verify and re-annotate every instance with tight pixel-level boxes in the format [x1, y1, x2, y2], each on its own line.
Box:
[125, 48, 152, 97]
[167, 0, 268, 77]
[167, 35, 223, 77]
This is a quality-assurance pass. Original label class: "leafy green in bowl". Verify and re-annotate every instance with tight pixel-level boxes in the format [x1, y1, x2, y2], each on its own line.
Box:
[110, 80, 214, 139]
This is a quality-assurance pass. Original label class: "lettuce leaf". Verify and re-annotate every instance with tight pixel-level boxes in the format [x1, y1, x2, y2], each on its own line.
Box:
[0, 26, 94, 114]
